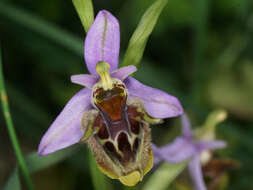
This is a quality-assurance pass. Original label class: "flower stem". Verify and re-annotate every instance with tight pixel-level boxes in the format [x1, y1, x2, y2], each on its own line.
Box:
[0, 47, 34, 190]
[88, 150, 112, 190]
[192, 0, 210, 106]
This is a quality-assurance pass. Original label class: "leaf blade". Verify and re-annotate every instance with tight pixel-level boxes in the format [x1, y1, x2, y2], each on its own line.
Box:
[72, 0, 94, 33]
[0, 46, 34, 190]
[143, 162, 188, 190]
[122, 0, 168, 67]
[3, 147, 76, 190]
[88, 150, 113, 190]
[0, 2, 83, 55]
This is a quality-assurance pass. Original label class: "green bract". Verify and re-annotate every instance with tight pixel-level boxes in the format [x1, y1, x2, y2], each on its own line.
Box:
[122, 0, 168, 67]
[72, 0, 94, 33]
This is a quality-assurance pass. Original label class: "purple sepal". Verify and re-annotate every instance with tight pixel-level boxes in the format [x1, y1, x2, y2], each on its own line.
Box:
[84, 10, 120, 75]
[125, 77, 184, 118]
[38, 88, 92, 155]
[188, 155, 207, 190]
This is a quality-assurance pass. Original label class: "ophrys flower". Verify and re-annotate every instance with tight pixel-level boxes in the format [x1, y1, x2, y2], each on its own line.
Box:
[152, 113, 227, 190]
[38, 10, 183, 186]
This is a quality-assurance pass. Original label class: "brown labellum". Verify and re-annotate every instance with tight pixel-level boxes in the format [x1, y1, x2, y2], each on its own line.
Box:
[203, 158, 241, 190]
[203, 158, 240, 178]
[80, 82, 161, 186]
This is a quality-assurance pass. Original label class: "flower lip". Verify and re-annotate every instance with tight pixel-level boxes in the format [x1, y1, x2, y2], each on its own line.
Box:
[87, 97, 153, 185]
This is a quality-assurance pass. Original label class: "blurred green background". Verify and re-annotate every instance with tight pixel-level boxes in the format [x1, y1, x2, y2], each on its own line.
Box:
[0, 0, 253, 189]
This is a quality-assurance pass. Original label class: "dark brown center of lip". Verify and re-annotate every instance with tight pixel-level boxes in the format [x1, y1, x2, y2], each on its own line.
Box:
[93, 106, 144, 165]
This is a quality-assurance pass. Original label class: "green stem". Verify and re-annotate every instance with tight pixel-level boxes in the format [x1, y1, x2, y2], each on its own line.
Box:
[192, 0, 210, 106]
[88, 150, 112, 190]
[0, 47, 34, 190]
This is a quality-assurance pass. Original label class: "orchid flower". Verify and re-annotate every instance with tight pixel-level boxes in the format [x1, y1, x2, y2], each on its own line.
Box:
[38, 10, 183, 186]
[152, 114, 227, 190]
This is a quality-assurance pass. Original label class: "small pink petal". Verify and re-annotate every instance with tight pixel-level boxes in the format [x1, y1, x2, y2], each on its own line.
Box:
[111, 65, 137, 81]
[71, 74, 98, 88]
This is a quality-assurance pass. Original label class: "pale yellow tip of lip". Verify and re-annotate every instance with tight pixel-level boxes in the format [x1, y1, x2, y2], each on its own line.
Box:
[119, 171, 142, 186]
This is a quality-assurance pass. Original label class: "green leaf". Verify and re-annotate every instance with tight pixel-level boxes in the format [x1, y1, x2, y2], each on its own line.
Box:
[0, 2, 83, 55]
[72, 0, 94, 33]
[3, 147, 76, 190]
[142, 162, 188, 190]
[122, 0, 168, 67]
[26, 148, 75, 173]
[3, 168, 21, 190]
[192, 0, 210, 105]
[88, 150, 112, 190]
